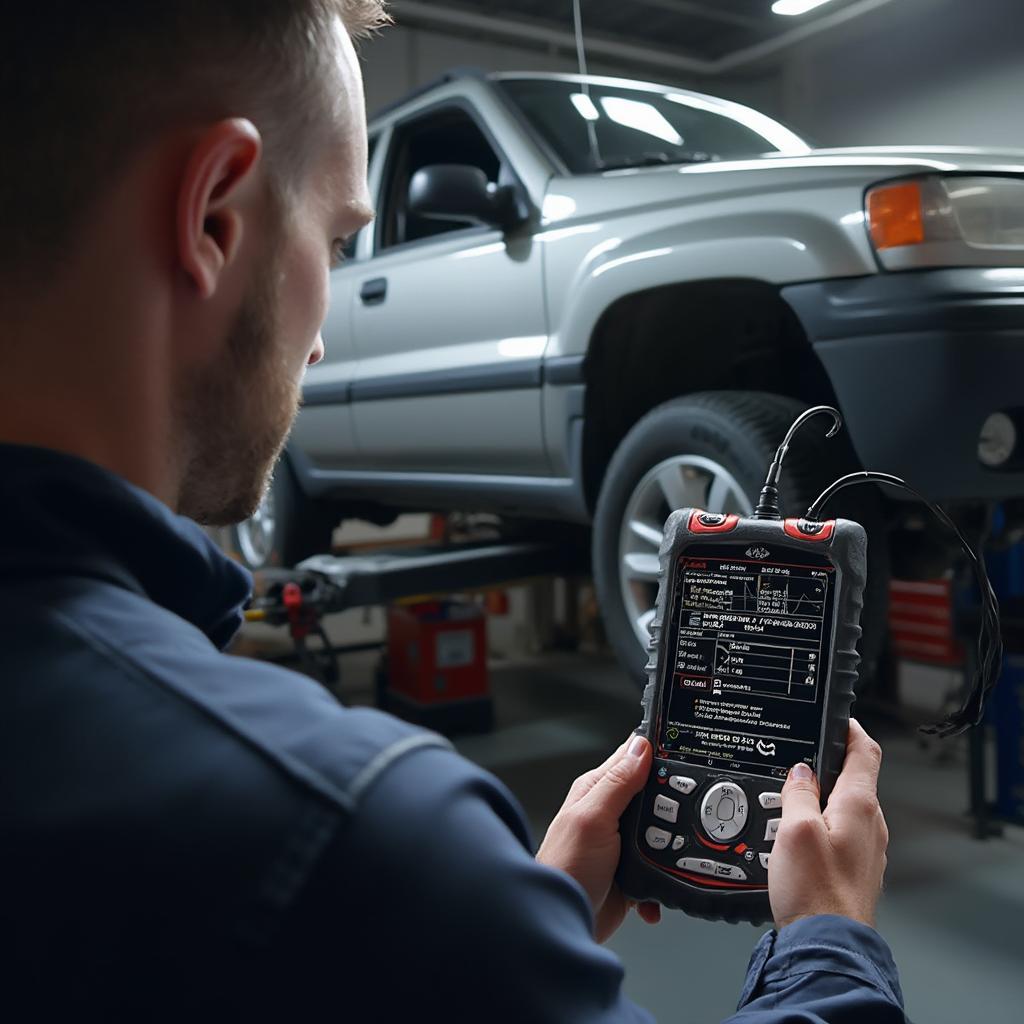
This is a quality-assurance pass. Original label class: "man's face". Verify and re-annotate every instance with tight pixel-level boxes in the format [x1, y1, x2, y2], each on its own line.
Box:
[177, 18, 374, 526]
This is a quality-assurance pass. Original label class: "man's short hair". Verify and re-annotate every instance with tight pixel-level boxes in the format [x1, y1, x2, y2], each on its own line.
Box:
[0, 1, 390, 285]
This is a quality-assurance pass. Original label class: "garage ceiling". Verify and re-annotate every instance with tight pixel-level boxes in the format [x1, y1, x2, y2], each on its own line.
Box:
[389, 0, 901, 76]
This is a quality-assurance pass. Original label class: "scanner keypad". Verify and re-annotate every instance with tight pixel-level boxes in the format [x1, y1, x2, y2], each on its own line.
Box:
[640, 761, 781, 889]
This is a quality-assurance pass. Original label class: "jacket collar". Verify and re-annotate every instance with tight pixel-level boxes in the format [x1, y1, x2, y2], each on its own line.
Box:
[0, 444, 252, 650]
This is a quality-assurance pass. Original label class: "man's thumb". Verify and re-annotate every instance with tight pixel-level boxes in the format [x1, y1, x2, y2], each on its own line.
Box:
[781, 761, 821, 821]
[578, 735, 651, 820]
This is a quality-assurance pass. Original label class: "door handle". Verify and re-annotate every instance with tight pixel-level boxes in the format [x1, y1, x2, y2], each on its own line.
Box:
[360, 277, 388, 304]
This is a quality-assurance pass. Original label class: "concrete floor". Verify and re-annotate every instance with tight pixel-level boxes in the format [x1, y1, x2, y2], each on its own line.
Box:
[248, 624, 1024, 1023]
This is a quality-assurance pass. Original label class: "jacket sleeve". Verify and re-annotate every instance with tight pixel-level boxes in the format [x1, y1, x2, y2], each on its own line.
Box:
[723, 915, 905, 1023]
[276, 742, 657, 1023]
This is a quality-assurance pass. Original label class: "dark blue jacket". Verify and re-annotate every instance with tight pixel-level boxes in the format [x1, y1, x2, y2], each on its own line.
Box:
[0, 445, 905, 1021]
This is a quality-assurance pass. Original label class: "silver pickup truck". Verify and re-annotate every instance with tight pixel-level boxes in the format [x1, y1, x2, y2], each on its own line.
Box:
[233, 69, 1024, 681]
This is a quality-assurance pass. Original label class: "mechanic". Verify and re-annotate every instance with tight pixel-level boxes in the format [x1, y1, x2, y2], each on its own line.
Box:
[0, 2, 903, 1020]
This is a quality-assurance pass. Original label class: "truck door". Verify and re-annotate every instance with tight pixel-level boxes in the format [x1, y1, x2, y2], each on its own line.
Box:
[348, 103, 548, 475]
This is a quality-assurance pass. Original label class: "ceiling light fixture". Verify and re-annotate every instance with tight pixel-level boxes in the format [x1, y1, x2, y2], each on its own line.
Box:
[772, 0, 837, 15]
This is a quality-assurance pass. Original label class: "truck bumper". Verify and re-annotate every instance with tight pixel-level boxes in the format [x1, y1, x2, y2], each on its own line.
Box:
[783, 268, 1024, 503]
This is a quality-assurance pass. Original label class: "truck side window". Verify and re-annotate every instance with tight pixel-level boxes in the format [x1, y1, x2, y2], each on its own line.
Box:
[379, 107, 503, 250]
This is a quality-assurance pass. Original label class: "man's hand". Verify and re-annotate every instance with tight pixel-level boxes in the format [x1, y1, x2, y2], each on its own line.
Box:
[769, 718, 889, 930]
[537, 734, 661, 942]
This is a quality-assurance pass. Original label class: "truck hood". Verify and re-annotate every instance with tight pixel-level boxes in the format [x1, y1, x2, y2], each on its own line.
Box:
[549, 145, 1024, 224]
[802, 145, 1024, 171]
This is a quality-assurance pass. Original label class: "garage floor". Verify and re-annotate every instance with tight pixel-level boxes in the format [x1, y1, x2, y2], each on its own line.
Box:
[249, 629, 1024, 1023]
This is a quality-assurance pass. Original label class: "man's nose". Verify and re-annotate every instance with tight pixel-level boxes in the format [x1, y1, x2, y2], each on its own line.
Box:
[308, 332, 325, 366]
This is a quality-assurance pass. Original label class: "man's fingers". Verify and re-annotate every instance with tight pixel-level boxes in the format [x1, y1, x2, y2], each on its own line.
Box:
[595, 735, 637, 775]
[564, 735, 638, 807]
[636, 901, 661, 925]
[829, 718, 882, 800]
[575, 736, 651, 822]
[780, 761, 822, 824]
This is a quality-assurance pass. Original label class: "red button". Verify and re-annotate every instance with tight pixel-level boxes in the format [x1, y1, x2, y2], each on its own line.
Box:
[688, 511, 741, 534]
[734, 843, 748, 855]
[783, 518, 835, 542]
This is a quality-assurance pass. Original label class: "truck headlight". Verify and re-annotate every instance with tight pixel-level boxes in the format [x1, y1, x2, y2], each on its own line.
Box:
[866, 175, 1024, 269]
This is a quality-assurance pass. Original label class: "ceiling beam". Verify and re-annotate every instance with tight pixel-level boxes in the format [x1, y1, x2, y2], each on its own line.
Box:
[629, 0, 769, 33]
[389, 0, 906, 77]
[714, 0, 905, 73]
[389, 2, 718, 75]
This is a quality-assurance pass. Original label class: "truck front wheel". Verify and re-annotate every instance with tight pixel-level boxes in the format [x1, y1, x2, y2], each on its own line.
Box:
[592, 392, 889, 686]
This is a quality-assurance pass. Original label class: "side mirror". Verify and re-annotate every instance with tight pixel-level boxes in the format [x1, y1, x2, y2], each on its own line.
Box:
[407, 164, 528, 233]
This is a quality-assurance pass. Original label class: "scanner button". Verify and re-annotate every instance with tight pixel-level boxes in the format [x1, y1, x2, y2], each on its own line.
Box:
[764, 818, 781, 842]
[759, 852, 771, 869]
[708, 818, 743, 841]
[653, 794, 679, 824]
[672, 835, 687, 851]
[701, 782, 749, 841]
[677, 857, 747, 882]
[758, 792, 783, 810]
[715, 863, 747, 881]
[668, 776, 697, 795]
[645, 827, 672, 850]
[677, 857, 717, 877]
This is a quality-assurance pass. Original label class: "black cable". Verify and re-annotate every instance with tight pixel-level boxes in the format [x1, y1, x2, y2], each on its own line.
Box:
[805, 471, 1003, 738]
[753, 405, 843, 520]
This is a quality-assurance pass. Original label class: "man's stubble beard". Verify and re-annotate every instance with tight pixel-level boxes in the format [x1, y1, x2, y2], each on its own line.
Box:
[175, 251, 302, 527]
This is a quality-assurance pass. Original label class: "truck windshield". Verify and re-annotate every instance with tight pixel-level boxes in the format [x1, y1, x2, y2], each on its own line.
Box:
[496, 77, 810, 174]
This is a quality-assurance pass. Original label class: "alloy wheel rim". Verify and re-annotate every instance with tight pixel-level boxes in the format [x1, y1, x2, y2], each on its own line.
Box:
[618, 455, 754, 651]
[236, 487, 277, 568]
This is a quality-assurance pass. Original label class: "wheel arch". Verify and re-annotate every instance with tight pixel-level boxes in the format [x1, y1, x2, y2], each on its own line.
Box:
[577, 277, 847, 513]
[590, 390, 890, 686]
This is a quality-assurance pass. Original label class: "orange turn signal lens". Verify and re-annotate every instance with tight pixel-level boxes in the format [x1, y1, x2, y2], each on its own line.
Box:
[867, 181, 926, 249]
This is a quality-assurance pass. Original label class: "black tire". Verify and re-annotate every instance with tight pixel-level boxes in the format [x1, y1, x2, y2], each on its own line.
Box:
[229, 455, 341, 571]
[592, 391, 889, 686]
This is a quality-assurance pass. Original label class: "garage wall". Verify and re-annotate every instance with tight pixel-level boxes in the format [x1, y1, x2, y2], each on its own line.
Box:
[774, 0, 1024, 149]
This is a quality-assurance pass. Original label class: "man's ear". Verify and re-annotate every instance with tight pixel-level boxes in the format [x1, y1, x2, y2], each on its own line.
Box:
[176, 118, 263, 299]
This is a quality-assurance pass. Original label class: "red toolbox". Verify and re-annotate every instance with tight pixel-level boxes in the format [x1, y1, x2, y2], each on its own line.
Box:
[888, 578, 963, 666]
[384, 600, 493, 734]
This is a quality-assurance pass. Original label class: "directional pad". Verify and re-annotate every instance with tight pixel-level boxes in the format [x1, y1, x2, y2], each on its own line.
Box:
[700, 782, 748, 842]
